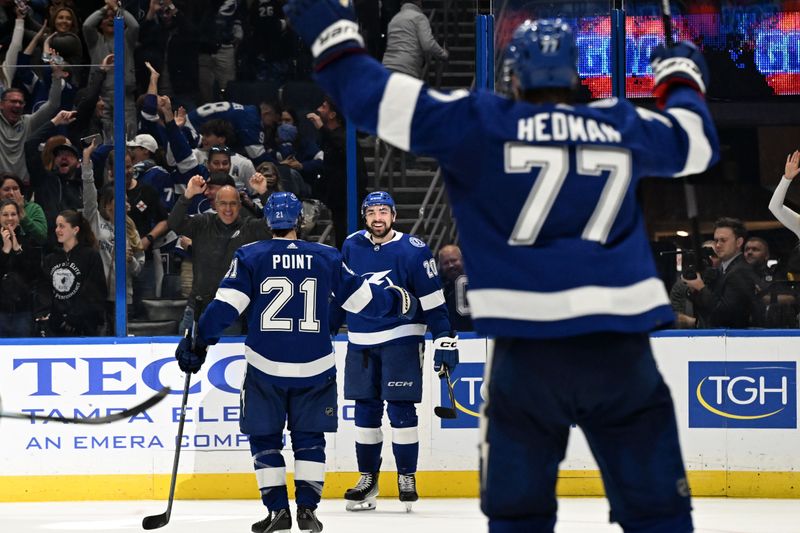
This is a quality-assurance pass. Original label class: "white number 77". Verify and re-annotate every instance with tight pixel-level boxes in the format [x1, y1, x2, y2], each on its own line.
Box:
[504, 143, 632, 245]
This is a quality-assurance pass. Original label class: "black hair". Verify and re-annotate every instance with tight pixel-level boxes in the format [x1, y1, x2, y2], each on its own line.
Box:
[199, 119, 237, 145]
[714, 217, 747, 241]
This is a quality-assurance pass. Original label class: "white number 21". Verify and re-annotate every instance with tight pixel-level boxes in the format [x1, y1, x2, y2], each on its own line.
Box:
[504, 143, 631, 245]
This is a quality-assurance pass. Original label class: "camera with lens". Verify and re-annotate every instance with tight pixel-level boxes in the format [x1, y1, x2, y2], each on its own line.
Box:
[659, 247, 716, 281]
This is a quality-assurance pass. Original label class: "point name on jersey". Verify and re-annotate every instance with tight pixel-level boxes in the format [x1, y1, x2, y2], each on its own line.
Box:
[517, 112, 621, 144]
[272, 254, 314, 270]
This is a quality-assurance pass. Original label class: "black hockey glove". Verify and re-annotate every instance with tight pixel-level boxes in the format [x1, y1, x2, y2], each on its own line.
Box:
[175, 336, 208, 374]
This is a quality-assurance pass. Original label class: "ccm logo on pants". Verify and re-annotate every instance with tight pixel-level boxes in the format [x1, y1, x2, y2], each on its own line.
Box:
[388, 381, 414, 387]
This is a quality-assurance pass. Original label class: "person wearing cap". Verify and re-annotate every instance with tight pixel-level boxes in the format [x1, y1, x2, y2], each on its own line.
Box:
[168, 174, 272, 334]
[127, 133, 174, 211]
[25, 110, 84, 247]
[123, 147, 170, 318]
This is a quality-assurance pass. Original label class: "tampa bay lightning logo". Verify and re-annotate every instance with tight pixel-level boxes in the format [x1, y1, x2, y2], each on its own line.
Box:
[363, 270, 395, 287]
[409, 237, 426, 248]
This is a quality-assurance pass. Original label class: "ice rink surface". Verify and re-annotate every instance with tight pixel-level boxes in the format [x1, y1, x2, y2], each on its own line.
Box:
[0, 497, 797, 532]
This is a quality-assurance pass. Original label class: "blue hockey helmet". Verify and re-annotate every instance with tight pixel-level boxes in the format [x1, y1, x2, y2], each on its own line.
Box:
[504, 18, 578, 91]
[361, 191, 396, 217]
[264, 192, 302, 230]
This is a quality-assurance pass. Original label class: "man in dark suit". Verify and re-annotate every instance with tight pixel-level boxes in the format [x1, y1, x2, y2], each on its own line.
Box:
[685, 217, 757, 328]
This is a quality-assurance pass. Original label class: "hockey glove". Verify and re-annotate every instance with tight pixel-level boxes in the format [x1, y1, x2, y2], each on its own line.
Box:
[283, 0, 365, 70]
[650, 41, 709, 108]
[386, 284, 418, 320]
[433, 332, 459, 375]
[175, 336, 208, 374]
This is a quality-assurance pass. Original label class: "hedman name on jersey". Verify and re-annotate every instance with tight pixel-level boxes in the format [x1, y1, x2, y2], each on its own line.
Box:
[517, 111, 621, 143]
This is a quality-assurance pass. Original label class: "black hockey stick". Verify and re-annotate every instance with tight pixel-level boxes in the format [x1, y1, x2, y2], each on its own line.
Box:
[660, 0, 705, 273]
[143, 297, 203, 530]
[434, 366, 457, 419]
[0, 387, 169, 424]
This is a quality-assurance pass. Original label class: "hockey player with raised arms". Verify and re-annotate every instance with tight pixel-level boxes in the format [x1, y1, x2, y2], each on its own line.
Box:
[337, 191, 458, 513]
[174, 191, 418, 533]
[283, 1, 719, 532]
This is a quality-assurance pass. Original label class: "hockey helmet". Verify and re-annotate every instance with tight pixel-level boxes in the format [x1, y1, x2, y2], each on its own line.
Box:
[361, 191, 396, 217]
[504, 18, 578, 91]
[264, 192, 302, 230]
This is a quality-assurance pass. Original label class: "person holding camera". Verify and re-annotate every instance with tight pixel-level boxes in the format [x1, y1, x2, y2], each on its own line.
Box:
[684, 217, 758, 328]
[668, 241, 719, 329]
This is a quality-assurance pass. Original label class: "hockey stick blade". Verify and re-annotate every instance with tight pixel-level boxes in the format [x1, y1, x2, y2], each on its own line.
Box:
[434, 405, 457, 419]
[0, 387, 170, 424]
[142, 511, 170, 531]
[434, 366, 458, 419]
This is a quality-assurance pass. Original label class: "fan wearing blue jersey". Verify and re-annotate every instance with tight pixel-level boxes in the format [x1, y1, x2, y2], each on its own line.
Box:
[185, 101, 272, 167]
[283, 2, 719, 532]
[175, 191, 418, 533]
[339, 191, 458, 513]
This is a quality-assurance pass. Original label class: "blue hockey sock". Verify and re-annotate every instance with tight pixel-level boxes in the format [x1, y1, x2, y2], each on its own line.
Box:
[354, 399, 384, 472]
[387, 401, 419, 474]
[250, 433, 288, 511]
[291, 431, 327, 510]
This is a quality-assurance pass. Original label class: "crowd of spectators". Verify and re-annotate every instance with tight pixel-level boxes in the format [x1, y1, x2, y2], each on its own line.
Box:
[0, 0, 797, 337]
[0, 0, 429, 337]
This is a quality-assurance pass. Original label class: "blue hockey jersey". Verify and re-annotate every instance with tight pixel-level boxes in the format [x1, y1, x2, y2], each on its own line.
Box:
[198, 238, 404, 386]
[186, 101, 269, 165]
[316, 54, 719, 339]
[341, 230, 451, 348]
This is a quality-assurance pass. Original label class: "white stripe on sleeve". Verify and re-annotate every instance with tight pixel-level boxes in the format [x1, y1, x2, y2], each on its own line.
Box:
[214, 287, 251, 314]
[419, 289, 446, 311]
[377, 74, 424, 151]
[341, 279, 374, 314]
[666, 108, 713, 177]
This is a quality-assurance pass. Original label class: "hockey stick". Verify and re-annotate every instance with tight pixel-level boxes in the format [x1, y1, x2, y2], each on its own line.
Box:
[434, 366, 457, 419]
[660, 0, 705, 275]
[143, 297, 203, 530]
[141, 371, 189, 530]
[0, 387, 169, 424]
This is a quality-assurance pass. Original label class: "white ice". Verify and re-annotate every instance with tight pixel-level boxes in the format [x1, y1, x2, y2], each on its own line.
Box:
[0, 497, 797, 532]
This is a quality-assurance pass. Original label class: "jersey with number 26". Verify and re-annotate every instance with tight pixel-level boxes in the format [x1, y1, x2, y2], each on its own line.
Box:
[316, 56, 719, 339]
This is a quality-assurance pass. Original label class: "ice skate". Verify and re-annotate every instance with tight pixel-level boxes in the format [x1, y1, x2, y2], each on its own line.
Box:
[251, 508, 292, 533]
[297, 506, 323, 532]
[398, 473, 418, 512]
[344, 471, 380, 511]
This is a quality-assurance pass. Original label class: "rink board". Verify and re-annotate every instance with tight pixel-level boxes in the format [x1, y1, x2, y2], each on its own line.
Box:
[0, 332, 797, 501]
